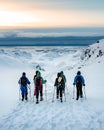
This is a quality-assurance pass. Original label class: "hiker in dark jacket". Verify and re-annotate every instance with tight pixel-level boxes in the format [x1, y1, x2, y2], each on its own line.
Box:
[60, 71, 66, 92]
[18, 72, 31, 101]
[73, 71, 85, 100]
[34, 71, 47, 104]
[54, 73, 64, 102]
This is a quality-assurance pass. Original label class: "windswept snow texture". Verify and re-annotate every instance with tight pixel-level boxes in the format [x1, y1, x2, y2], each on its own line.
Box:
[0, 40, 104, 130]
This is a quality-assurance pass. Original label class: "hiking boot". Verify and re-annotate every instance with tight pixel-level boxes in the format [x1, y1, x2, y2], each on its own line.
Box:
[22, 95, 24, 101]
[80, 95, 83, 98]
[40, 97, 43, 101]
[25, 97, 28, 101]
[36, 100, 39, 104]
[61, 100, 63, 103]
[57, 95, 59, 99]
[60, 98, 63, 102]
[76, 97, 79, 100]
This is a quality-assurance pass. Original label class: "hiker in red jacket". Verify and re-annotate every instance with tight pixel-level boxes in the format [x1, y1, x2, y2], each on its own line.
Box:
[34, 71, 47, 104]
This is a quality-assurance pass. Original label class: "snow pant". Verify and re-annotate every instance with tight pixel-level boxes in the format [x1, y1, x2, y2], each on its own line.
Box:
[76, 85, 83, 99]
[20, 86, 28, 100]
[36, 86, 43, 101]
[56, 87, 63, 99]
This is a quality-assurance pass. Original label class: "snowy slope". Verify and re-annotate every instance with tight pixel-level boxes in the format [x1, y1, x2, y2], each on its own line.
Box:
[80, 39, 104, 66]
[0, 41, 104, 130]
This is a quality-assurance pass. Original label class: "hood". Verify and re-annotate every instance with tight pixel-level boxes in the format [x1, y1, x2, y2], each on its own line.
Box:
[37, 71, 41, 77]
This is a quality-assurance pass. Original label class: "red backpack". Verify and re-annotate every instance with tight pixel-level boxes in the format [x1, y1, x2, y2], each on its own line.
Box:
[35, 77, 42, 90]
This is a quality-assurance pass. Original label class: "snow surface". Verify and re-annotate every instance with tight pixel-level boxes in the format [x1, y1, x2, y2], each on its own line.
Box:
[0, 40, 104, 130]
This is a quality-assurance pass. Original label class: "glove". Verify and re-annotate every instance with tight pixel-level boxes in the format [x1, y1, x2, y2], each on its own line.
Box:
[83, 84, 85, 86]
[45, 80, 47, 83]
[73, 83, 75, 85]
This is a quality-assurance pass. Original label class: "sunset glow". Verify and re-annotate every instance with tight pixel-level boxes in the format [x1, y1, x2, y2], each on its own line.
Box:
[0, 11, 43, 27]
[0, 0, 104, 29]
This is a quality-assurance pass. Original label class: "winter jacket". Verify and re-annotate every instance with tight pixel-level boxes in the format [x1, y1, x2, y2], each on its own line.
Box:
[18, 75, 31, 87]
[34, 71, 47, 85]
[60, 71, 66, 83]
[54, 77, 65, 89]
[73, 74, 85, 86]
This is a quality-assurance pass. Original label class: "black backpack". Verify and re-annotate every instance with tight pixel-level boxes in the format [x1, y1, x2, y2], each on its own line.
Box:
[76, 76, 82, 86]
[21, 77, 27, 86]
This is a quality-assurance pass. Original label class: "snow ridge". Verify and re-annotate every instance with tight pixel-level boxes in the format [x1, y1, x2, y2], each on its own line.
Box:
[80, 39, 104, 66]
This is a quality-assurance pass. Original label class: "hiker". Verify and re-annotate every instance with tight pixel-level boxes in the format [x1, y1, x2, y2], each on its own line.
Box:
[60, 71, 66, 93]
[18, 72, 31, 101]
[33, 70, 39, 95]
[54, 72, 64, 102]
[34, 71, 47, 104]
[73, 71, 85, 100]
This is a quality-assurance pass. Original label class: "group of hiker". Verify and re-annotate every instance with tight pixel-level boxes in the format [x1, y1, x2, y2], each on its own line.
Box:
[18, 70, 85, 104]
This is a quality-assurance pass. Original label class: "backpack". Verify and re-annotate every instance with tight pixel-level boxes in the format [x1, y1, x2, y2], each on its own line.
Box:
[76, 76, 82, 86]
[57, 76, 62, 88]
[35, 77, 42, 88]
[58, 76, 62, 83]
[21, 77, 26, 86]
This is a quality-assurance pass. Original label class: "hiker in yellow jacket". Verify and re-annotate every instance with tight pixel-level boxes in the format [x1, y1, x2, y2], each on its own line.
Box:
[54, 72, 65, 102]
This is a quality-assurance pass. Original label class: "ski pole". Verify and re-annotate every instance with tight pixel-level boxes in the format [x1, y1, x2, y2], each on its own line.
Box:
[73, 85, 75, 99]
[45, 83, 47, 101]
[83, 86, 86, 99]
[52, 86, 55, 102]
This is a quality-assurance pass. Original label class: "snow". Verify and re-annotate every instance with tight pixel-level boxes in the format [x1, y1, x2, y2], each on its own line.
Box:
[0, 40, 104, 130]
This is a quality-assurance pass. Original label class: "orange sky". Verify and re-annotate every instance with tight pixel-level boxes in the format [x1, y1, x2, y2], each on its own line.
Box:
[0, 0, 104, 29]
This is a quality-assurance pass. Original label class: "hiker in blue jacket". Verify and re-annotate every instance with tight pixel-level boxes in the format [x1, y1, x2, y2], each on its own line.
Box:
[18, 72, 31, 101]
[73, 71, 85, 100]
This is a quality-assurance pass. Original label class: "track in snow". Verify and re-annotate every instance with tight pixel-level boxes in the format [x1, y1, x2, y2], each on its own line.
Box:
[0, 93, 104, 130]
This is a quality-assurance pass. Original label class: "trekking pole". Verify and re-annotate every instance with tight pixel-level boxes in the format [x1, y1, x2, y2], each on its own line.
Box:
[33, 81, 36, 101]
[33, 87, 35, 102]
[19, 85, 21, 101]
[64, 90, 66, 102]
[83, 86, 86, 99]
[65, 84, 69, 95]
[52, 86, 55, 102]
[30, 86, 31, 100]
[45, 83, 47, 101]
[28, 85, 31, 100]
[73, 85, 75, 99]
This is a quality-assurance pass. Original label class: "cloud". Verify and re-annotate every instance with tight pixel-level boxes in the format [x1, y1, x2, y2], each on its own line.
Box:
[0, 28, 104, 38]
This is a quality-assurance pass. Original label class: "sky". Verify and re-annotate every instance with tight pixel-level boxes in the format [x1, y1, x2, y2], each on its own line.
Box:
[0, 0, 104, 29]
